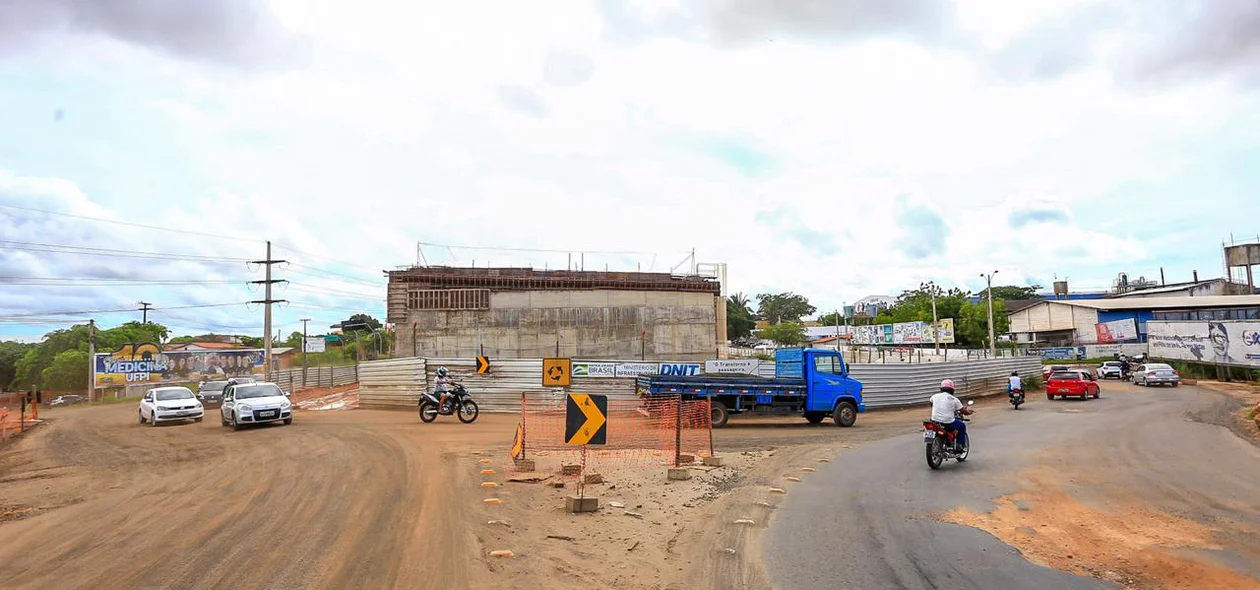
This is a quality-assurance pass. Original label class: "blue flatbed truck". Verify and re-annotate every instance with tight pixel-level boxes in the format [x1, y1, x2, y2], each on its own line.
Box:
[635, 348, 864, 427]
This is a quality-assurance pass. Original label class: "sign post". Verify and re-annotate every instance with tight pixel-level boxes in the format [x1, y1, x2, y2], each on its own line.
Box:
[564, 393, 607, 513]
[542, 358, 571, 387]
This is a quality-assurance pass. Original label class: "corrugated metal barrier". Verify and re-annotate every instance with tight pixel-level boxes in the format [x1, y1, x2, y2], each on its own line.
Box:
[356, 355, 1041, 412]
[268, 366, 358, 392]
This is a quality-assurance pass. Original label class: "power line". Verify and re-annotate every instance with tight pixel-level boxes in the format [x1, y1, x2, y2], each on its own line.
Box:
[0, 203, 261, 243]
[286, 263, 384, 287]
[285, 283, 381, 300]
[0, 301, 253, 319]
[0, 276, 242, 286]
[272, 243, 386, 275]
[0, 240, 254, 263]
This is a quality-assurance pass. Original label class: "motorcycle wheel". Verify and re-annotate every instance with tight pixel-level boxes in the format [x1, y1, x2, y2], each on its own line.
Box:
[956, 437, 969, 462]
[926, 438, 944, 470]
[418, 401, 438, 423]
[457, 400, 479, 424]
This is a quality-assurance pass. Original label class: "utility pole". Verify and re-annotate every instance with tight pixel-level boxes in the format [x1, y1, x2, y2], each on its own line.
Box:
[929, 284, 939, 354]
[250, 241, 287, 379]
[980, 270, 999, 357]
[300, 318, 311, 388]
[138, 301, 152, 324]
[87, 319, 96, 401]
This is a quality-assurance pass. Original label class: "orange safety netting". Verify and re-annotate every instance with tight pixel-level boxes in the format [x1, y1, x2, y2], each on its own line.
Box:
[511, 393, 712, 476]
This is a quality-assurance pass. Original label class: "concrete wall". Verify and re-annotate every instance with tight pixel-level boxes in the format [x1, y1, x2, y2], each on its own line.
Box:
[396, 290, 719, 361]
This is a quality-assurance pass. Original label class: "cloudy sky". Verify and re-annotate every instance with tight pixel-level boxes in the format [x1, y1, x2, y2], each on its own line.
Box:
[2, 0, 1259, 341]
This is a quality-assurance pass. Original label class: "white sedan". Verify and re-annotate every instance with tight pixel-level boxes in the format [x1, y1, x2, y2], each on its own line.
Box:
[220, 382, 293, 431]
[139, 387, 204, 426]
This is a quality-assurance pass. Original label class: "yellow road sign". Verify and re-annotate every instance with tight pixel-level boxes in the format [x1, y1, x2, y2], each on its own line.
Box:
[565, 393, 608, 446]
[476, 355, 491, 375]
[543, 357, 571, 387]
[511, 423, 525, 459]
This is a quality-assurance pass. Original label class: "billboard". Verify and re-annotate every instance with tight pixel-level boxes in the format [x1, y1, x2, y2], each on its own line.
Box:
[303, 337, 326, 353]
[94, 343, 265, 389]
[1095, 319, 1139, 344]
[1147, 321, 1260, 368]
[572, 362, 616, 378]
[853, 320, 955, 345]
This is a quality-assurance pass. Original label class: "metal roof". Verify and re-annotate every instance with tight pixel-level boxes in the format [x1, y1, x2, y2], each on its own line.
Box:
[1025, 295, 1260, 311]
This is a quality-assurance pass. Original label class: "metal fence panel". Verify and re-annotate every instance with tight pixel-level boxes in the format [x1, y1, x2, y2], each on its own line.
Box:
[849, 357, 1041, 408]
[358, 358, 426, 409]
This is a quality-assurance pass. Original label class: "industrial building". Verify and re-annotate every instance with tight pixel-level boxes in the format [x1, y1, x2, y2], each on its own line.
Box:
[386, 267, 724, 361]
[1007, 295, 1260, 345]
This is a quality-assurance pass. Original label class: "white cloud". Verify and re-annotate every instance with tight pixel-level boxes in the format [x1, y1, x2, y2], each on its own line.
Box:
[2, 0, 1257, 339]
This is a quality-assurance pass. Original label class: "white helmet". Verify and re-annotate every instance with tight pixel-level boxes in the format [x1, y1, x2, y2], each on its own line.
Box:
[436, 366, 449, 378]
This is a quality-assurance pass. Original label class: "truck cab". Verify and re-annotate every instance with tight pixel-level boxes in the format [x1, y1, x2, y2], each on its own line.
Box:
[636, 348, 864, 427]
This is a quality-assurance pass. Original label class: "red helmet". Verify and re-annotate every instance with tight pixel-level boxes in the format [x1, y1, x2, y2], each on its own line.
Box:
[940, 379, 955, 392]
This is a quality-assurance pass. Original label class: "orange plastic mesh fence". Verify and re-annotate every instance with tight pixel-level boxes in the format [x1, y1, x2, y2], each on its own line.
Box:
[512, 393, 712, 474]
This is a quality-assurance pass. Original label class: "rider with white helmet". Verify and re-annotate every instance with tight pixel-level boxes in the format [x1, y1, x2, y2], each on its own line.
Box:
[929, 379, 973, 451]
[435, 366, 456, 411]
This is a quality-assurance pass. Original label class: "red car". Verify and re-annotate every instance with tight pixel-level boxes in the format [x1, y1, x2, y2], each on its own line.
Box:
[1046, 370, 1100, 400]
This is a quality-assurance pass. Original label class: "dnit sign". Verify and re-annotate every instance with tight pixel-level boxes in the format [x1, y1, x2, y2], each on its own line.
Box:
[565, 393, 607, 446]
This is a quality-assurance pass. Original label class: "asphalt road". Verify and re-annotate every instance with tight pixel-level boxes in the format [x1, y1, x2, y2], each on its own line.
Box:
[763, 381, 1260, 590]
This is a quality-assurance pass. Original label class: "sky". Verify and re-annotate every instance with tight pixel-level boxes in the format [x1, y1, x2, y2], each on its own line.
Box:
[2, 0, 1259, 342]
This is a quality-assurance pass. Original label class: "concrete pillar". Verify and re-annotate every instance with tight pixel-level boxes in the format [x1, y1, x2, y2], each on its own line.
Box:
[714, 294, 728, 358]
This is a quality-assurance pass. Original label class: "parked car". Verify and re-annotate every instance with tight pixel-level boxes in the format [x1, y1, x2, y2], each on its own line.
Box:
[1133, 363, 1180, 387]
[196, 381, 229, 406]
[1098, 361, 1124, 379]
[49, 394, 89, 407]
[1046, 370, 1100, 400]
[1042, 364, 1069, 380]
[220, 382, 292, 431]
[139, 387, 204, 426]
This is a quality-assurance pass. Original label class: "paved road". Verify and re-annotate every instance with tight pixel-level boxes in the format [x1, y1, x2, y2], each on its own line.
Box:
[763, 382, 1260, 589]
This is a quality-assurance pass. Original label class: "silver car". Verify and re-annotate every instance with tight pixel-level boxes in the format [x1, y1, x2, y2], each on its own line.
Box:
[1133, 363, 1180, 387]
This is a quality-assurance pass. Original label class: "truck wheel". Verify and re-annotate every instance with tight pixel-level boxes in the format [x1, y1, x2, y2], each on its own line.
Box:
[710, 401, 729, 428]
[833, 401, 857, 427]
[805, 412, 825, 424]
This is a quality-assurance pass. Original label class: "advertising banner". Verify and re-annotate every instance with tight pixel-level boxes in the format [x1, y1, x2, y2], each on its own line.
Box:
[1095, 319, 1139, 344]
[614, 363, 661, 378]
[705, 359, 762, 375]
[658, 363, 702, 376]
[304, 337, 326, 353]
[853, 320, 956, 345]
[94, 343, 265, 389]
[572, 362, 616, 378]
[1147, 321, 1260, 368]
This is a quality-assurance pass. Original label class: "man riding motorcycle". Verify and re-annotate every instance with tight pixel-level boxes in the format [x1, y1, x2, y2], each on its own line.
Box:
[1008, 370, 1024, 408]
[929, 379, 974, 451]
[435, 366, 457, 412]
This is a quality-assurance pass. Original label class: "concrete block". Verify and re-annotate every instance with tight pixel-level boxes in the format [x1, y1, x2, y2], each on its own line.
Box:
[551, 481, 566, 489]
[561, 464, 582, 476]
[677, 454, 695, 464]
[514, 459, 536, 472]
[583, 473, 604, 484]
[566, 495, 599, 513]
[702, 456, 725, 467]
[667, 468, 692, 481]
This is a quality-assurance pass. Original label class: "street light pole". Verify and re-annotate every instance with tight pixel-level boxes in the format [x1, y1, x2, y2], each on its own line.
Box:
[980, 270, 999, 357]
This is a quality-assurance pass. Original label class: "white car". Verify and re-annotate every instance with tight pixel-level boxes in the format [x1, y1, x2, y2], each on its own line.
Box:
[220, 382, 293, 430]
[1098, 361, 1124, 379]
[139, 387, 204, 426]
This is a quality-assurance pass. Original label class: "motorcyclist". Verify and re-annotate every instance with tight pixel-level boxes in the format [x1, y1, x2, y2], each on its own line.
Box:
[435, 366, 457, 412]
[1119, 358, 1132, 380]
[929, 379, 974, 451]
[1008, 370, 1022, 394]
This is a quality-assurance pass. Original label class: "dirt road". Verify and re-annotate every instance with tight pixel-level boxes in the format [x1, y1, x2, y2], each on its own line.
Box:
[0, 395, 921, 589]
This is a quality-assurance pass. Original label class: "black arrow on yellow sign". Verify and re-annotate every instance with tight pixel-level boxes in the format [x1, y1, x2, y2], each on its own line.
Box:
[565, 393, 607, 446]
[476, 355, 490, 375]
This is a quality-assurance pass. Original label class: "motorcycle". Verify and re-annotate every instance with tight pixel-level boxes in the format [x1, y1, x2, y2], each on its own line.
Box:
[418, 384, 480, 424]
[923, 400, 973, 470]
[1008, 387, 1024, 410]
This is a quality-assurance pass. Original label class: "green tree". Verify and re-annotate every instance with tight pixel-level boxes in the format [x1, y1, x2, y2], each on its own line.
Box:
[0, 341, 34, 390]
[870, 282, 1012, 348]
[339, 314, 382, 334]
[756, 292, 816, 325]
[978, 285, 1041, 302]
[816, 311, 846, 326]
[726, 293, 756, 340]
[40, 350, 90, 391]
[283, 331, 304, 348]
[239, 336, 264, 348]
[757, 322, 808, 346]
